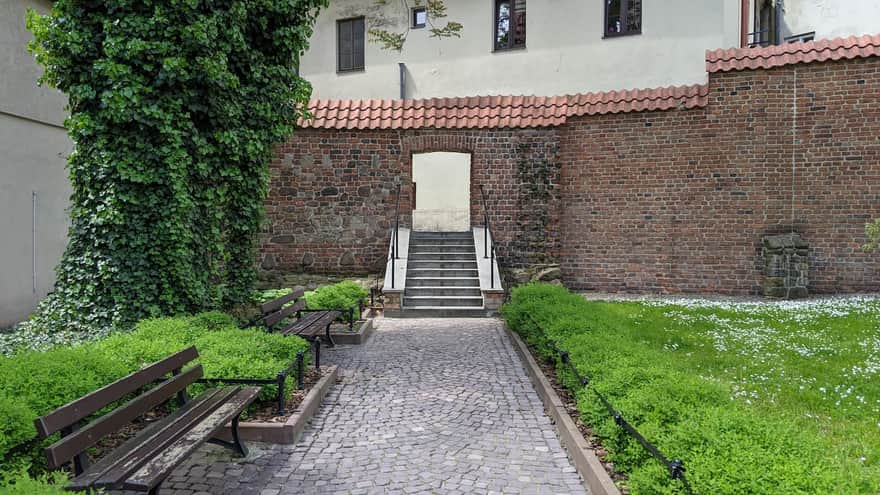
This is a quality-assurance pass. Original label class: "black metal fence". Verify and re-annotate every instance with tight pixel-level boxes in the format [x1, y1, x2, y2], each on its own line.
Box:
[198, 346, 314, 417]
[523, 314, 695, 495]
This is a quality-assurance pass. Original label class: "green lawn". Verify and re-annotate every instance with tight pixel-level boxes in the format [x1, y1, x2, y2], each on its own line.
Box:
[503, 285, 880, 494]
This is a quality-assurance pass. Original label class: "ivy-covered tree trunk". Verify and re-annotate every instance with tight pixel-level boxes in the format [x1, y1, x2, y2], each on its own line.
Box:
[27, 0, 327, 332]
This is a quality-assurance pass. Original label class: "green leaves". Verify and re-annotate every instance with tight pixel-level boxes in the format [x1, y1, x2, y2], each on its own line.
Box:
[26, 0, 328, 334]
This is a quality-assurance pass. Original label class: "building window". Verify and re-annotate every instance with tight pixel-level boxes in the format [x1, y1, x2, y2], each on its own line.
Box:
[337, 17, 365, 72]
[494, 0, 526, 51]
[604, 0, 641, 38]
[412, 7, 427, 28]
[785, 31, 815, 44]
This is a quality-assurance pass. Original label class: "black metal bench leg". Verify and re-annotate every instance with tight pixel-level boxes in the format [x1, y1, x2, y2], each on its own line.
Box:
[207, 415, 249, 457]
[325, 322, 337, 347]
[230, 415, 248, 457]
[148, 481, 163, 495]
[313, 338, 321, 369]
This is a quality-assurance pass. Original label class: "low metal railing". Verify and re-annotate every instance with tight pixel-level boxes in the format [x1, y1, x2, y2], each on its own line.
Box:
[388, 183, 401, 288]
[479, 185, 498, 289]
[523, 314, 695, 494]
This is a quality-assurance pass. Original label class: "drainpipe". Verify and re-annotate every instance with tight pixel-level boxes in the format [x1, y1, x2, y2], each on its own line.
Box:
[32, 191, 37, 294]
[398, 62, 406, 99]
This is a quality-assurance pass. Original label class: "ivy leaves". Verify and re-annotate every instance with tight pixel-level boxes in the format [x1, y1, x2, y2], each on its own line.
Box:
[26, 0, 328, 334]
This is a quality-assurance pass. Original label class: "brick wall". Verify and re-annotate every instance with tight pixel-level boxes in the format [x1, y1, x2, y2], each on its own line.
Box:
[262, 129, 562, 276]
[262, 57, 880, 294]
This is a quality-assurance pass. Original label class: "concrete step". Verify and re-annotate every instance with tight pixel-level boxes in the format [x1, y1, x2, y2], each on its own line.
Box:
[386, 307, 497, 318]
[404, 296, 483, 307]
[410, 244, 475, 253]
[411, 231, 472, 239]
[406, 268, 479, 278]
[405, 287, 483, 297]
[408, 252, 475, 261]
[407, 277, 481, 287]
[408, 260, 477, 270]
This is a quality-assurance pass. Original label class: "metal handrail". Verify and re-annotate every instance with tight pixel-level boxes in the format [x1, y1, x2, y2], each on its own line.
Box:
[388, 183, 401, 288]
[478, 185, 497, 289]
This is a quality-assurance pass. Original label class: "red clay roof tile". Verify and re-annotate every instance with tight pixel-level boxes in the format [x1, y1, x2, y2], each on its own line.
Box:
[297, 82, 711, 130]
[706, 34, 880, 73]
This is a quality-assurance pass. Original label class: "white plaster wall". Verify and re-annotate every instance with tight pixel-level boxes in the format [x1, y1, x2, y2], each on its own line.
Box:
[412, 152, 470, 232]
[300, 0, 742, 100]
[780, 0, 880, 40]
[0, 0, 67, 126]
[0, 0, 71, 327]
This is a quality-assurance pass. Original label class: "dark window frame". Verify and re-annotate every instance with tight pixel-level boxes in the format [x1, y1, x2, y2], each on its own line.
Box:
[493, 0, 526, 52]
[412, 7, 427, 29]
[336, 16, 365, 73]
[603, 0, 642, 39]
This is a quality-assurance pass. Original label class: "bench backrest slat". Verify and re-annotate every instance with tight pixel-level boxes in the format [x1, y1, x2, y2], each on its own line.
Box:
[43, 364, 204, 470]
[259, 287, 305, 315]
[35, 346, 199, 438]
[263, 299, 307, 328]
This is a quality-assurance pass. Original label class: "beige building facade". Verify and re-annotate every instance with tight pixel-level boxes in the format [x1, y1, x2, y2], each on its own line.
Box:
[0, 0, 72, 327]
[301, 0, 880, 101]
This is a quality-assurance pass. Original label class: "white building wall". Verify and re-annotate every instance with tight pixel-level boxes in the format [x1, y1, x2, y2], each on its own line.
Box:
[300, 0, 743, 100]
[779, 0, 880, 40]
[0, 0, 71, 327]
[412, 152, 471, 232]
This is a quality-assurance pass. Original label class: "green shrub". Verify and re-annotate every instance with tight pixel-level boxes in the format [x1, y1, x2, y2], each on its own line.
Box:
[0, 311, 311, 482]
[0, 469, 70, 494]
[502, 283, 879, 494]
[304, 281, 368, 312]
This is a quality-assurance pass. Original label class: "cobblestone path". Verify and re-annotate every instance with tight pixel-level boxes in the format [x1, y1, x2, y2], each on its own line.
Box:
[163, 318, 588, 495]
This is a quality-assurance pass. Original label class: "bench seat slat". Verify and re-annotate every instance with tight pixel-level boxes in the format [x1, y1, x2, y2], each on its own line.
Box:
[259, 287, 305, 314]
[282, 310, 340, 337]
[45, 365, 204, 470]
[122, 387, 261, 491]
[262, 298, 307, 328]
[67, 387, 231, 491]
[35, 347, 199, 438]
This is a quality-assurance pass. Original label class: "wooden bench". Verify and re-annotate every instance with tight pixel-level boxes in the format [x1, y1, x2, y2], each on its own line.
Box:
[35, 346, 260, 494]
[258, 287, 342, 348]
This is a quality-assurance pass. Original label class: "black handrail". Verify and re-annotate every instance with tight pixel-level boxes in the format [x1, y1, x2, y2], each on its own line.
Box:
[388, 183, 402, 288]
[478, 185, 497, 289]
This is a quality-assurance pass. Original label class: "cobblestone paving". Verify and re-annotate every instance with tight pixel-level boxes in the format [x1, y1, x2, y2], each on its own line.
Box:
[163, 318, 588, 494]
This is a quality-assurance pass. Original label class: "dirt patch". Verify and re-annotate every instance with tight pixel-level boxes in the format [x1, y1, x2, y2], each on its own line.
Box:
[247, 367, 326, 423]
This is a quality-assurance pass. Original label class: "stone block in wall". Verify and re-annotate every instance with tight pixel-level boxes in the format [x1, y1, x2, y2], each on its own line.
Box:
[762, 233, 809, 299]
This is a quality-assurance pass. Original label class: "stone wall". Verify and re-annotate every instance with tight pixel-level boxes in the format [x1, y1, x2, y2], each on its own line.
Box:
[261, 129, 563, 276]
[262, 57, 880, 295]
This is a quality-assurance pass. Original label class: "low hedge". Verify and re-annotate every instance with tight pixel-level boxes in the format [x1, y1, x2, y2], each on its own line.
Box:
[0, 311, 309, 489]
[502, 283, 872, 495]
[304, 281, 368, 313]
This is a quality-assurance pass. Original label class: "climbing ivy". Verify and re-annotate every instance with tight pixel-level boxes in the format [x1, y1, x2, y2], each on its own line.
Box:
[25, 0, 327, 333]
[512, 141, 561, 265]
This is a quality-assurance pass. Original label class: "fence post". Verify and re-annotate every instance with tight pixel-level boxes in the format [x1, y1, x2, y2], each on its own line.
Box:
[276, 372, 286, 416]
[296, 350, 305, 390]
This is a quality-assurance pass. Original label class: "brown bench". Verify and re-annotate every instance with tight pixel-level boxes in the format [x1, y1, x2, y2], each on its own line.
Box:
[258, 287, 341, 348]
[34, 346, 260, 494]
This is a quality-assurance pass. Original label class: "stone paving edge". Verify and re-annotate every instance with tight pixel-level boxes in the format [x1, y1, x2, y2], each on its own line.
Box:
[329, 318, 374, 345]
[505, 327, 622, 495]
[217, 365, 339, 444]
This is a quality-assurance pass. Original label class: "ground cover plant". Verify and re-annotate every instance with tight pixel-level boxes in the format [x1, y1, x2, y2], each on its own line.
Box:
[503, 284, 880, 494]
[254, 281, 369, 324]
[0, 312, 309, 490]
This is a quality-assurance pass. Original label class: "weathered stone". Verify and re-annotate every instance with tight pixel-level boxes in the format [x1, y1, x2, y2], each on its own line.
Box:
[270, 235, 295, 244]
[762, 233, 809, 299]
[534, 266, 562, 282]
[261, 254, 278, 270]
[321, 186, 338, 196]
[300, 252, 315, 267]
[339, 251, 355, 266]
[763, 233, 810, 250]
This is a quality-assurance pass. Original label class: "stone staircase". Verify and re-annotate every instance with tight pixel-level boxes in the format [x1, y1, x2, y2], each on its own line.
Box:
[401, 231, 488, 317]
